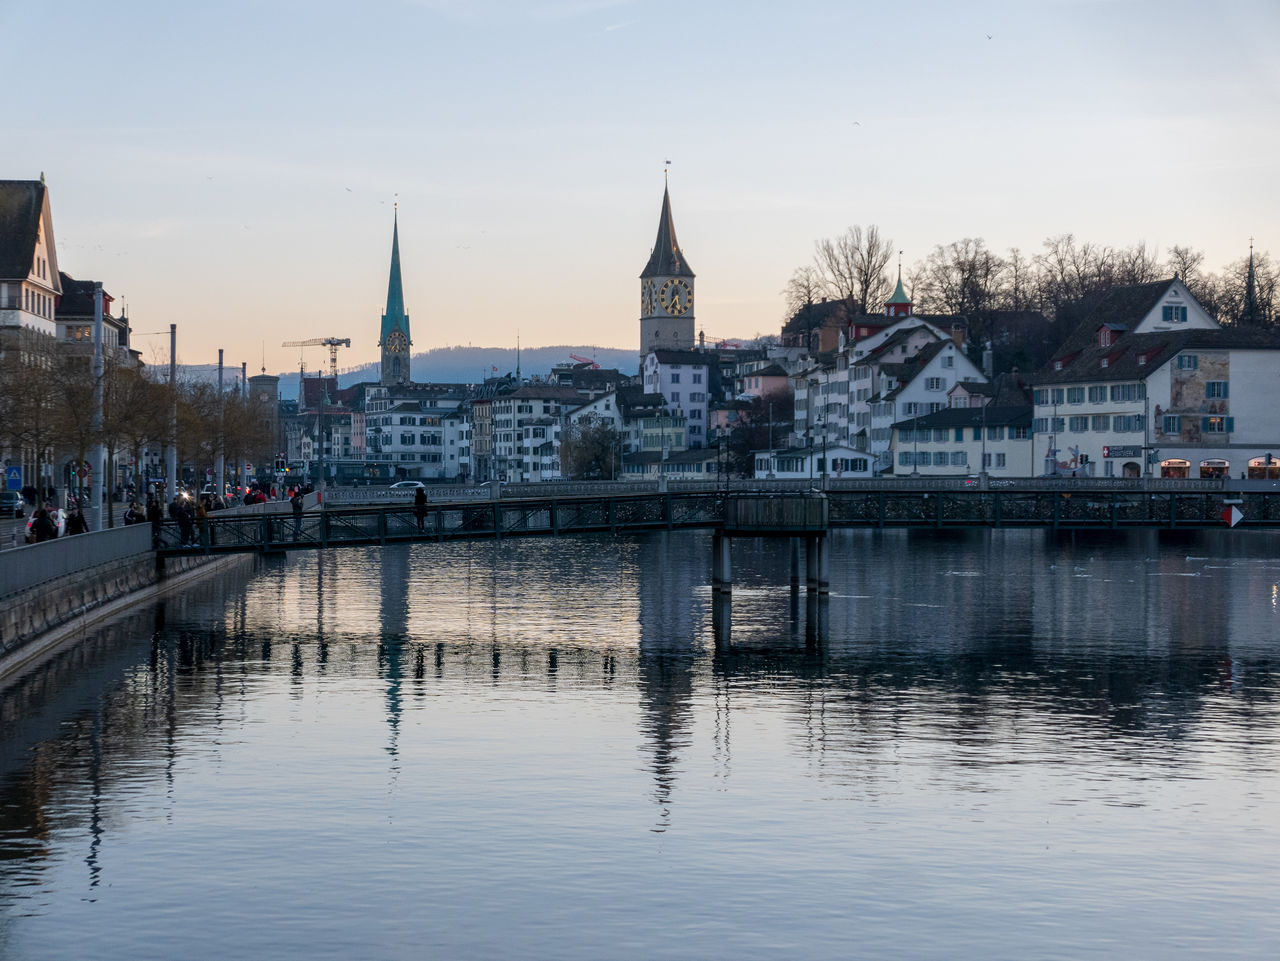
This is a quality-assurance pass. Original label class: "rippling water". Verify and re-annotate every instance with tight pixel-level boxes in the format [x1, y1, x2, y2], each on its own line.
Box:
[1, 529, 1279, 960]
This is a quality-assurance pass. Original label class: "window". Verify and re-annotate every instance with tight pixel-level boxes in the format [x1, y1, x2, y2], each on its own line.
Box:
[1098, 327, 1113, 348]
[690, 409, 702, 419]
[1012, 427, 1030, 440]
[692, 372, 702, 384]
[942, 356, 954, 368]
[1109, 383, 1144, 402]
[669, 373, 680, 383]
[1032, 418, 1048, 433]
[670, 391, 680, 402]
[1203, 416, 1234, 433]
[973, 428, 983, 441]
[988, 426, 1004, 441]
[1092, 415, 1111, 431]
[1177, 354, 1198, 370]
[1066, 387, 1085, 404]
[1033, 389, 1048, 405]
[1052, 417, 1065, 433]
[951, 451, 967, 466]
[995, 453, 1006, 468]
[982, 452, 992, 469]
[1113, 415, 1146, 432]
[1163, 305, 1188, 323]
[898, 451, 914, 467]
[1206, 381, 1229, 399]
[934, 452, 948, 466]
[925, 377, 945, 391]
[934, 429, 948, 442]
[1163, 415, 1180, 434]
[1052, 388, 1065, 405]
[903, 403, 920, 416]
[1069, 416, 1089, 432]
[929, 402, 944, 413]
[1088, 386, 1107, 403]
[954, 428, 964, 442]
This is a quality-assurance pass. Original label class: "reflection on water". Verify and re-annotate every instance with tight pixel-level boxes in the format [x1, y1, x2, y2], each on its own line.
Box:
[1, 529, 1279, 960]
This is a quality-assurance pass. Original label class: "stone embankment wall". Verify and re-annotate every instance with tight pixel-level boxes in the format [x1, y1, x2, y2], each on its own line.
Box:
[0, 526, 242, 683]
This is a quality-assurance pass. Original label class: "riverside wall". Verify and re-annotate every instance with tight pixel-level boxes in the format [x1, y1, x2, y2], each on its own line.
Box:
[0, 525, 247, 684]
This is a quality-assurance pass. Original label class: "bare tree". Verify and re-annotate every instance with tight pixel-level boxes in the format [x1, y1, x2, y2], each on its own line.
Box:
[915, 238, 1005, 317]
[1114, 241, 1163, 286]
[781, 266, 823, 320]
[812, 225, 894, 314]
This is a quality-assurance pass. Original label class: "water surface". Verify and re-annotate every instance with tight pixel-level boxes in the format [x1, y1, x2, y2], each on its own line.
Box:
[1, 529, 1278, 960]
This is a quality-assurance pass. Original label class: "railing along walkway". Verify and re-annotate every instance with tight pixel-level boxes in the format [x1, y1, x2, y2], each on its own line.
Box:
[154, 481, 1280, 556]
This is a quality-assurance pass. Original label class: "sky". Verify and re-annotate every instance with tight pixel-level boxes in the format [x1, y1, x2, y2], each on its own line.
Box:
[6, 0, 1278, 376]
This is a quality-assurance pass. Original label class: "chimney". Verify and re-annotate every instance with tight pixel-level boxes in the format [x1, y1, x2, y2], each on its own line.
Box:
[950, 323, 965, 350]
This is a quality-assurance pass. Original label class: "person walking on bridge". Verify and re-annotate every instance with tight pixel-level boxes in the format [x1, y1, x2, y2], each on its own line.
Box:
[291, 489, 305, 539]
[414, 486, 428, 534]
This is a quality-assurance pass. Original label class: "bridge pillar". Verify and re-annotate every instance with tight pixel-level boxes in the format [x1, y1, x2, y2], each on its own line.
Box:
[804, 535, 829, 594]
[712, 590, 732, 649]
[789, 537, 801, 588]
[712, 533, 732, 593]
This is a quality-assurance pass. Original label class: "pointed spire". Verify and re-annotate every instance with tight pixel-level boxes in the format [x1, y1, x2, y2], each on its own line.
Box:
[379, 206, 409, 346]
[1242, 239, 1262, 326]
[516, 332, 522, 382]
[886, 254, 913, 317]
[641, 182, 694, 279]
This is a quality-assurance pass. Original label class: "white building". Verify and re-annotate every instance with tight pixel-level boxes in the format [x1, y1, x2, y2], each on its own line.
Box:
[643, 349, 712, 447]
[1031, 277, 1280, 479]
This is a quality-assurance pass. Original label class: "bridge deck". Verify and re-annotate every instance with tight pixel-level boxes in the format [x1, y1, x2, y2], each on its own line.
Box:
[154, 484, 1278, 557]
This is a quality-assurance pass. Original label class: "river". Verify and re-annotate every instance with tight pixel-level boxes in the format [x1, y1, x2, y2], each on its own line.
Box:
[1, 529, 1278, 960]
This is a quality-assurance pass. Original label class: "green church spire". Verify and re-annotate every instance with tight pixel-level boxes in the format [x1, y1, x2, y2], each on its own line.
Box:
[379, 208, 409, 346]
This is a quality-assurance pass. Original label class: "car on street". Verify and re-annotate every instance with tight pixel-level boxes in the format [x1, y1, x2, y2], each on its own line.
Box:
[0, 491, 24, 518]
[390, 481, 425, 489]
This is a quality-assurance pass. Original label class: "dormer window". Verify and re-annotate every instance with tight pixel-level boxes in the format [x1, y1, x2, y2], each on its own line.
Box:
[1054, 360, 1063, 371]
[1098, 327, 1113, 348]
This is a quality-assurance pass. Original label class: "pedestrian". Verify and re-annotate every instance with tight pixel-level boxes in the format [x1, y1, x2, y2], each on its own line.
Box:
[32, 508, 56, 543]
[66, 505, 89, 535]
[291, 489, 305, 539]
[123, 501, 143, 525]
[414, 486, 428, 533]
[147, 496, 163, 548]
[196, 496, 210, 547]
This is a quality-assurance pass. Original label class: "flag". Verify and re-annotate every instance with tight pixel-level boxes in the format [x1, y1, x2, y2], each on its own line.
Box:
[492, 366, 498, 372]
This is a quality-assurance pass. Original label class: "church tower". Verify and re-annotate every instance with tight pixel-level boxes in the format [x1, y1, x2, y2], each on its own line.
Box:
[379, 209, 411, 386]
[639, 179, 695, 364]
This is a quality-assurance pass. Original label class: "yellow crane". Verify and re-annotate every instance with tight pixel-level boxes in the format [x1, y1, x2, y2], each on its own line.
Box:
[281, 337, 352, 378]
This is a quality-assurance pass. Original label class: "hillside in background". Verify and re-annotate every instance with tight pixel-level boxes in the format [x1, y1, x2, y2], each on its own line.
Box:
[324, 345, 640, 389]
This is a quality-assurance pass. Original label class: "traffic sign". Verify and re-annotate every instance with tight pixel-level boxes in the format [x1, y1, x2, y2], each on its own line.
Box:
[5, 466, 20, 491]
[1221, 505, 1243, 528]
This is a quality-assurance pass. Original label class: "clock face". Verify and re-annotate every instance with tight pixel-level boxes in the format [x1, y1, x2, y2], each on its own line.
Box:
[659, 278, 693, 316]
[641, 280, 657, 315]
[386, 331, 406, 353]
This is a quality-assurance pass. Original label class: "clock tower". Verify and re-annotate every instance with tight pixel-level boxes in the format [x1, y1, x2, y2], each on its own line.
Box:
[379, 209, 412, 386]
[639, 180, 695, 365]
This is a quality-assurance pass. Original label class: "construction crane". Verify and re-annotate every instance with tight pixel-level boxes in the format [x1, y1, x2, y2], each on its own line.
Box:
[281, 337, 352, 378]
[568, 353, 600, 369]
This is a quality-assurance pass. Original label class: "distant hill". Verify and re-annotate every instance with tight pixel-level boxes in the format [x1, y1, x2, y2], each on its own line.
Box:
[323, 344, 640, 388]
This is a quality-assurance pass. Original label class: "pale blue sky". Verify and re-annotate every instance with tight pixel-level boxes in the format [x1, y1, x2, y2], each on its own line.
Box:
[7, 0, 1277, 372]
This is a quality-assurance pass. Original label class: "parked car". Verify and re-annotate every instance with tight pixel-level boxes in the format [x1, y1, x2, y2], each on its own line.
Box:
[0, 491, 24, 518]
[390, 481, 425, 489]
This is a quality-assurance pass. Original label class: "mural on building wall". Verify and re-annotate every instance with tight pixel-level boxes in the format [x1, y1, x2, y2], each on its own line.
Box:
[1164, 352, 1229, 443]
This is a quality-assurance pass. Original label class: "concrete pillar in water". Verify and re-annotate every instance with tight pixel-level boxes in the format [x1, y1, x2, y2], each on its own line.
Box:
[805, 536, 819, 592]
[713, 590, 732, 649]
[789, 537, 801, 588]
[712, 532, 732, 593]
[817, 535, 830, 595]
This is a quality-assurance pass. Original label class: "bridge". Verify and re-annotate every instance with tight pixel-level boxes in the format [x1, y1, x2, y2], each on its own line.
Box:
[157, 476, 1278, 563]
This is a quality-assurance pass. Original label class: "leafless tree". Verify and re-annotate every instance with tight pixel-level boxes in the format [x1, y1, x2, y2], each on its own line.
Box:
[811, 225, 894, 314]
[781, 266, 823, 320]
